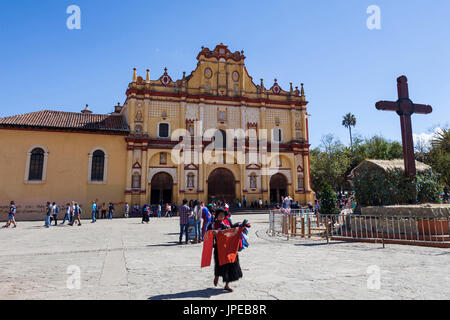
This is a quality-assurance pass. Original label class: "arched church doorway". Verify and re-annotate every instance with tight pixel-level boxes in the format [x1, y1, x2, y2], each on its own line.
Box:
[208, 168, 236, 203]
[270, 173, 288, 204]
[151, 172, 173, 205]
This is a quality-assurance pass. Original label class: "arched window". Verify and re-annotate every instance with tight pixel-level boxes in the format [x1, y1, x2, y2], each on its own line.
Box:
[272, 128, 283, 143]
[91, 150, 105, 181]
[214, 129, 227, 149]
[28, 148, 44, 181]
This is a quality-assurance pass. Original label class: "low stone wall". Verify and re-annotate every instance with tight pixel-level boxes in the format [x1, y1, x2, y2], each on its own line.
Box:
[361, 204, 450, 218]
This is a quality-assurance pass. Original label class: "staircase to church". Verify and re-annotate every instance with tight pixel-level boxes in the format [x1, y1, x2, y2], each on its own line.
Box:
[230, 207, 269, 215]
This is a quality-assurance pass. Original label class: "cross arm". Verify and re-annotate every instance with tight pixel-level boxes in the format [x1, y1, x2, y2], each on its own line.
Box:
[376, 101, 398, 112]
[412, 103, 433, 114]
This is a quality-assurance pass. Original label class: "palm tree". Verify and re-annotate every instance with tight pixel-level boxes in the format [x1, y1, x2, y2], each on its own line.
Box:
[342, 113, 356, 146]
[431, 129, 450, 152]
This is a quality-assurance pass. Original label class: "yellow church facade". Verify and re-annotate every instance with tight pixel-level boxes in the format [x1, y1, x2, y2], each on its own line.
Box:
[0, 44, 313, 220]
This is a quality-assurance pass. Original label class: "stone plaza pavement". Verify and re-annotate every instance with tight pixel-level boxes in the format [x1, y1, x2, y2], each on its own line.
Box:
[0, 214, 449, 300]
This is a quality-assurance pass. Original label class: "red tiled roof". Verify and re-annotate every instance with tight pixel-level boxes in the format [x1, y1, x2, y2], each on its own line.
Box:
[0, 110, 130, 133]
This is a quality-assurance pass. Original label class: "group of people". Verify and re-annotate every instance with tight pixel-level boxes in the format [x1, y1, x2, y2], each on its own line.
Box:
[89, 201, 118, 222]
[44, 201, 83, 227]
[132, 203, 177, 219]
[46, 201, 118, 227]
[233, 196, 268, 209]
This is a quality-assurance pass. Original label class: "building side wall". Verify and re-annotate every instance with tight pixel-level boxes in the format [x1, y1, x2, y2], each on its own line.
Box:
[0, 129, 127, 221]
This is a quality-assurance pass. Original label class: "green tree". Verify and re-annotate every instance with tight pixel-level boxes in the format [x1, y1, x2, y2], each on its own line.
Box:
[319, 184, 339, 215]
[310, 134, 407, 195]
[310, 135, 350, 192]
[342, 113, 356, 146]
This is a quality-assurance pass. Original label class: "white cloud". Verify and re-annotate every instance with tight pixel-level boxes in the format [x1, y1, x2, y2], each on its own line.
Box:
[413, 127, 443, 148]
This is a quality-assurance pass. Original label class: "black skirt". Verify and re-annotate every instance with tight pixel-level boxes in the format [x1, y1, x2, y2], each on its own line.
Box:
[213, 243, 243, 283]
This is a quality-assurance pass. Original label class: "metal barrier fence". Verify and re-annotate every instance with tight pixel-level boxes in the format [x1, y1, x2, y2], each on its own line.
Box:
[268, 209, 450, 248]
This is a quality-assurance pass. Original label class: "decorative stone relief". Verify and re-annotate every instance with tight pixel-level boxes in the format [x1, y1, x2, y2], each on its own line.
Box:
[245, 108, 260, 125]
[149, 168, 177, 185]
[186, 104, 199, 121]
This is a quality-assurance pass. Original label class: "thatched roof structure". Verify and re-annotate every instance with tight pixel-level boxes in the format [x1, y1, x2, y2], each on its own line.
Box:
[349, 159, 431, 179]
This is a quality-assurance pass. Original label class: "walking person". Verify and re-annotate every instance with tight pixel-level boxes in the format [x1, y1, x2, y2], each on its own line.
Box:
[3, 201, 17, 228]
[108, 202, 114, 219]
[179, 199, 191, 245]
[49, 202, 57, 226]
[61, 203, 71, 225]
[53, 202, 60, 226]
[165, 203, 172, 217]
[142, 205, 150, 224]
[69, 203, 82, 226]
[44, 202, 52, 228]
[206, 208, 250, 292]
[124, 202, 129, 218]
[201, 202, 213, 241]
[101, 202, 107, 219]
[193, 200, 202, 243]
[91, 201, 97, 223]
[70, 203, 74, 224]
[157, 203, 162, 218]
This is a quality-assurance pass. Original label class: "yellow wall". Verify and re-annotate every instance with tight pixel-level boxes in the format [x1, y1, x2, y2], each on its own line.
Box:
[0, 129, 127, 221]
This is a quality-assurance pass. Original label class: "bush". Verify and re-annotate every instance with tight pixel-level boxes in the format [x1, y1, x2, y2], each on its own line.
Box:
[354, 164, 442, 206]
[416, 170, 443, 203]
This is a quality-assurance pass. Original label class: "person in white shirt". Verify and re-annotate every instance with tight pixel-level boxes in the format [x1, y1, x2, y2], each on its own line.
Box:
[125, 203, 129, 218]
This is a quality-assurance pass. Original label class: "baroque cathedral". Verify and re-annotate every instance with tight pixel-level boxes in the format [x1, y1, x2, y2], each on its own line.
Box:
[0, 44, 313, 219]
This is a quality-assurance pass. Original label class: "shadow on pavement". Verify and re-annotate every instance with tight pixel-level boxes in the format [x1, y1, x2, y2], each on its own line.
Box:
[148, 288, 228, 300]
[147, 242, 181, 247]
[294, 241, 349, 247]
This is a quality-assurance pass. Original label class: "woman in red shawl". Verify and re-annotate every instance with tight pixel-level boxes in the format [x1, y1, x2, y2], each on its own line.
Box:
[207, 207, 244, 292]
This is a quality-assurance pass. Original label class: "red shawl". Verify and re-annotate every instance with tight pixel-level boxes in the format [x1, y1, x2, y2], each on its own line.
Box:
[201, 227, 244, 268]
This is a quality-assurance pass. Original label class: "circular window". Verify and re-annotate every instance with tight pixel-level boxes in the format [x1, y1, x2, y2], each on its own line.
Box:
[232, 71, 239, 82]
[204, 68, 212, 79]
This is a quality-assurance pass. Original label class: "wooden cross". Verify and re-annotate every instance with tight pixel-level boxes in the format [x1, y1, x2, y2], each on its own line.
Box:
[376, 76, 432, 177]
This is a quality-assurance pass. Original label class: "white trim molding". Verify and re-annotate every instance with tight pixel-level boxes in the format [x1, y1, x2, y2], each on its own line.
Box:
[24, 145, 49, 184]
[157, 122, 171, 139]
[271, 127, 283, 143]
[149, 168, 177, 185]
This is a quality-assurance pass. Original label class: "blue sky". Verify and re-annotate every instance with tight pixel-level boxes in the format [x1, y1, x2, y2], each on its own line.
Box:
[0, 0, 449, 148]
